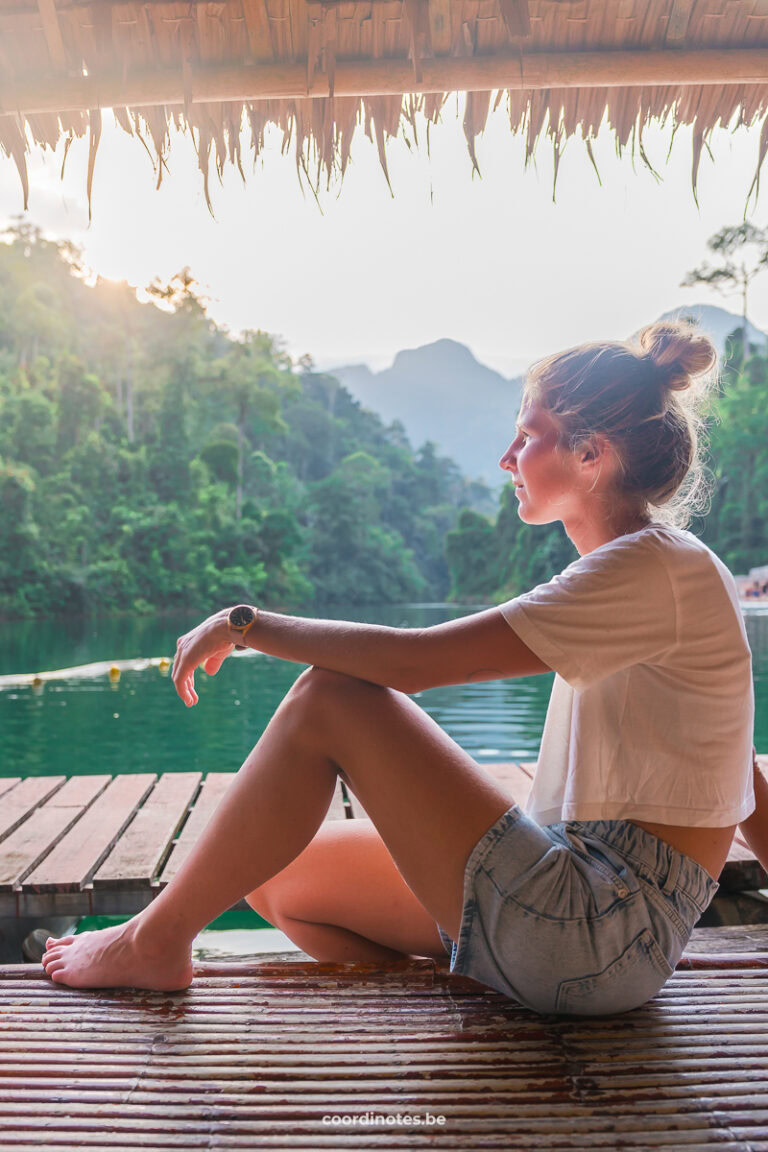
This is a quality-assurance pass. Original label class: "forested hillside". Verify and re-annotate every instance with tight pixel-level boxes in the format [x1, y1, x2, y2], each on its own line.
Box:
[0, 223, 491, 617]
[2, 223, 766, 620]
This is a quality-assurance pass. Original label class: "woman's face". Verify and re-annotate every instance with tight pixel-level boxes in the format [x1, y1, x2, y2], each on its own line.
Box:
[499, 395, 583, 526]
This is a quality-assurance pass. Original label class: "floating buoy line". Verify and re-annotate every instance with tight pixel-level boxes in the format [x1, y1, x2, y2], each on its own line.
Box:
[0, 649, 256, 690]
[0, 656, 172, 690]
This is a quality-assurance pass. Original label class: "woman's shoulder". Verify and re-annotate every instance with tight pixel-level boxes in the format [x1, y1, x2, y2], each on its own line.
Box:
[639, 522, 727, 569]
[559, 522, 731, 595]
[639, 523, 744, 611]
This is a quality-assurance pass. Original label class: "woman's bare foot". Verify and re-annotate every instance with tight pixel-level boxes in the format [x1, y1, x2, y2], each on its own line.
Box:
[40, 916, 194, 991]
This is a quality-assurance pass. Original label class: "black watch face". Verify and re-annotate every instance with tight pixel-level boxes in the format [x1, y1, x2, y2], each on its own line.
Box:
[230, 605, 255, 629]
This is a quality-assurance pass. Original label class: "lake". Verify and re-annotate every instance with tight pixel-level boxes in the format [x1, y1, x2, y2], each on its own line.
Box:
[1, 603, 766, 778]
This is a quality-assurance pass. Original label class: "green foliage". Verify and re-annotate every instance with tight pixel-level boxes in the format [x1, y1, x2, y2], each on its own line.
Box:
[3, 225, 761, 621]
[0, 225, 478, 617]
[689, 340, 768, 575]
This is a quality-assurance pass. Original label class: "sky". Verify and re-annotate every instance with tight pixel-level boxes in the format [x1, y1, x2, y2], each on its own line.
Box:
[1, 97, 767, 378]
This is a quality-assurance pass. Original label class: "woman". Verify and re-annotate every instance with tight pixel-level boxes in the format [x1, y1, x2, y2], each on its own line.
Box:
[41, 319, 763, 1016]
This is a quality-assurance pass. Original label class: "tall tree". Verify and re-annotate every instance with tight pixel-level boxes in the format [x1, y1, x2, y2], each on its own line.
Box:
[681, 223, 768, 365]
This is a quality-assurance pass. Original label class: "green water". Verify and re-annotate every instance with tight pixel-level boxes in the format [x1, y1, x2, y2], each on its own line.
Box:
[0, 604, 556, 777]
[1, 604, 767, 778]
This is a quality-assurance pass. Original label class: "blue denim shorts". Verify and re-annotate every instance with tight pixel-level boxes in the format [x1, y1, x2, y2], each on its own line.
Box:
[436, 804, 720, 1017]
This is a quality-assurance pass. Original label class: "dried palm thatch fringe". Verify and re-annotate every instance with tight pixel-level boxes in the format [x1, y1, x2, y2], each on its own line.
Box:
[2, 88, 766, 220]
[0, 0, 766, 215]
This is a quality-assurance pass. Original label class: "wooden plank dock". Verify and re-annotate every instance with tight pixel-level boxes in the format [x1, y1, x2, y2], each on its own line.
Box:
[1, 758, 767, 923]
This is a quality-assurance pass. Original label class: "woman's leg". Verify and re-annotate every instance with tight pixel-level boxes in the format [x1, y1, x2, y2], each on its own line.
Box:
[247, 819, 451, 963]
[41, 668, 514, 989]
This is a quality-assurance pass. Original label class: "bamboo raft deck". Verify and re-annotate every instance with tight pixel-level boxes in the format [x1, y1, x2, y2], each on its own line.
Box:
[2, 941, 768, 1149]
[1, 762, 768, 1149]
[1, 759, 767, 922]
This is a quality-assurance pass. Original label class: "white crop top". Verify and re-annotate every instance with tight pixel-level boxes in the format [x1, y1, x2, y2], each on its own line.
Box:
[499, 522, 755, 828]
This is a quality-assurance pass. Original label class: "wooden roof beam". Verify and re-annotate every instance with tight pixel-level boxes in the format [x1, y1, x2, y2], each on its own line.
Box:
[2, 47, 767, 116]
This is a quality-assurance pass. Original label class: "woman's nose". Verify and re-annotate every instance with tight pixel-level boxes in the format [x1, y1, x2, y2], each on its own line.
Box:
[499, 446, 515, 471]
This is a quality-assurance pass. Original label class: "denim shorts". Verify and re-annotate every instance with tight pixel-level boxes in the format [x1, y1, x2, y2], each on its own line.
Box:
[436, 804, 720, 1017]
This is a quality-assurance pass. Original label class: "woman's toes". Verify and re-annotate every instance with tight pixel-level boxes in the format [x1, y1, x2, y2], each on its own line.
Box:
[43, 948, 67, 967]
[46, 961, 67, 976]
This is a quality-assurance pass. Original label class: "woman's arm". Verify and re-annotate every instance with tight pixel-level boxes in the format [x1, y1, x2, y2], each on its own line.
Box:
[739, 747, 768, 874]
[171, 605, 551, 707]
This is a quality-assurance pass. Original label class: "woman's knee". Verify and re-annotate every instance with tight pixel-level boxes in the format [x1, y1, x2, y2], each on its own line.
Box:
[287, 666, 385, 721]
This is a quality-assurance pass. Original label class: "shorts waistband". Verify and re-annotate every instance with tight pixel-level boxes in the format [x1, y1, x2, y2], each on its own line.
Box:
[560, 819, 719, 915]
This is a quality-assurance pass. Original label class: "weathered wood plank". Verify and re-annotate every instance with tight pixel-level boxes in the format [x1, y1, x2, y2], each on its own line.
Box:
[0, 777, 66, 843]
[0, 779, 21, 801]
[93, 773, 202, 889]
[687, 924, 768, 953]
[22, 775, 157, 893]
[0, 776, 109, 891]
[158, 772, 235, 886]
[160, 773, 347, 886]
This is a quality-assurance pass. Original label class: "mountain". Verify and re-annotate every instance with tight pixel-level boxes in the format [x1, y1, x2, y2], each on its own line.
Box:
[328, 339, 523, 489]
[654, 303, 768, 352]
[328, 307, 768, 492]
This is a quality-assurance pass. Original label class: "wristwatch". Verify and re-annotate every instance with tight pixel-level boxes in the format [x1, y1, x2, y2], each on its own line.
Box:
[227, 604, 258, 650]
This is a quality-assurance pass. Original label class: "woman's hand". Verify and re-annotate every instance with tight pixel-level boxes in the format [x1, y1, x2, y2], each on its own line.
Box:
[172, 608, 236, 707]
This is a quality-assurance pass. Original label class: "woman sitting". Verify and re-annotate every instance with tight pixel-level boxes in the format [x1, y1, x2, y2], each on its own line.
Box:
[41, 319, 763, 1017]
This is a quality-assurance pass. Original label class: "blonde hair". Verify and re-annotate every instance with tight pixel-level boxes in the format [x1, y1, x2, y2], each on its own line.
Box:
[525, 319, 719, 530]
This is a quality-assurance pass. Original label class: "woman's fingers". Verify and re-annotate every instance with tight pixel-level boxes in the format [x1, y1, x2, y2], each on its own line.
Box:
[173, 640, 232, 704]
[171, 612, 234, 704]
[184, 674, 198, 707]
[203, 649, 231, 676]
[172, 643, 195, 703]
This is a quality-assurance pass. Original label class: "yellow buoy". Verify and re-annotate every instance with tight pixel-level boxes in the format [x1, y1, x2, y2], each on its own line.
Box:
[158, 657, 171, 671]
[109, 665, 121, 682]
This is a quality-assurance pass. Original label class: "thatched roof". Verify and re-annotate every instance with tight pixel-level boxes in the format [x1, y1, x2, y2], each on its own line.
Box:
[1, 0, 768, 212]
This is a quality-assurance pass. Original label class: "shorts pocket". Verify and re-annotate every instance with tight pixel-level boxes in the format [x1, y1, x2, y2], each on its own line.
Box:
[555, 927, 675, 1017]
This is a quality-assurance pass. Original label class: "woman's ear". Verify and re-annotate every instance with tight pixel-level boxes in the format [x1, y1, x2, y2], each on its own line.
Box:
[578, 434, 619, 494]
[580, 433, 618, 469]
[577, 433, 604, 467]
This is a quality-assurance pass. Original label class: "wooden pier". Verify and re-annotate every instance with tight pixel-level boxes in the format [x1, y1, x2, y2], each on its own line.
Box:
[1, 759, 767, 925]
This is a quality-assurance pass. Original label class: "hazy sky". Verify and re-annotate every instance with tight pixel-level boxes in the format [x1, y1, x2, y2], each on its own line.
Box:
[1, 99, 766, 378]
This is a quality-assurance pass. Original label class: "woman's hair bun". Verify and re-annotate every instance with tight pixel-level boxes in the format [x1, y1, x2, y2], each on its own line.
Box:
[636, 319, 717, 392]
